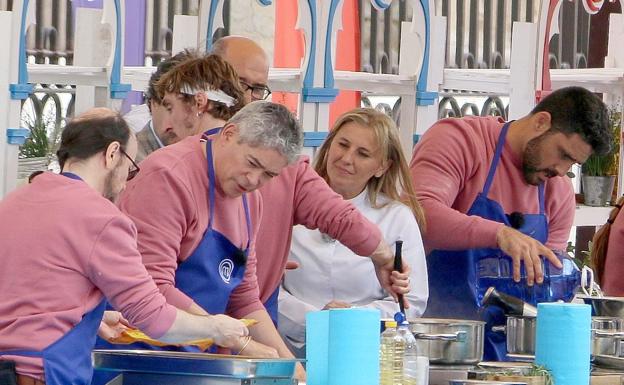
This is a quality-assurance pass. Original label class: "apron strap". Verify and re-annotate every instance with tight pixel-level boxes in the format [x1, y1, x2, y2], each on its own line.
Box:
[205, 136, 253, 251]
[242, 194, 252, 251]
[205, 139, 217, 230]
[482, 122, 511, 196]
[201, 127, 223, 141]
[0, 350, 43, 358]
[538, 183, 545, 215]
[60, 172, 83, 181]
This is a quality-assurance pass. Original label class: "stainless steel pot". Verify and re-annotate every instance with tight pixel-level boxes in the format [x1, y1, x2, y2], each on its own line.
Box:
[408, 318, 484, 364]
[494, 316, 536, 356]
[591, 316, 624, 356]
[579, 295, 624, 317]
[592, 316, 624, 331]
[498, 314, 624, 357]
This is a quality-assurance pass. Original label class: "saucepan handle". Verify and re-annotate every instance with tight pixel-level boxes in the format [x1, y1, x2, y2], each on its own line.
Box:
[414, 331, 467, 342]
[491, 325, 506, 333]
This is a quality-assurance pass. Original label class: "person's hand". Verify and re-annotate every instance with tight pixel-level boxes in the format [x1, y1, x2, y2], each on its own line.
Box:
[98, 311, 130, 341]
[206, 314, 249, 349]
[370, 239, 398, 300]
[294, 363, 306, 381]
[322, 300, 352, 310]
[370, 239, 411, 308]
[496, 226, 562, 285]
[233, 337, 279, 358]
[285, 260, 300, 270]
[391, 263, 411, 309]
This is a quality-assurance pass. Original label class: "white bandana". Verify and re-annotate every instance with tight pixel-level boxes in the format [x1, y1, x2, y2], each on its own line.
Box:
[179, 85, 236, 107]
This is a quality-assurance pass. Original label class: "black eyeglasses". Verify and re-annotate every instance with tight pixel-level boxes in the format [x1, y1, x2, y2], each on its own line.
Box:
[120, 148, 140, 181]
[240, 81, 271, 101]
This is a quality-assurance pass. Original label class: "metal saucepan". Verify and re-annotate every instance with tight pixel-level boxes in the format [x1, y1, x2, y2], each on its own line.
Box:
[408, 318, 484, 365]
[592, 316, 624, 357]
[579, 295, 624, 317]
[495, 315, 624, 357]
[492, 316, 536, 356]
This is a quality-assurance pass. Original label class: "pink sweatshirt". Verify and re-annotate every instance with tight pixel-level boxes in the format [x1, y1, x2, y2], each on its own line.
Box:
[118, 134, 264, 318]
[410, 116, 574, 252]
[602, 209, 624, 296]
[255, 157, 382, 302]
[0, 173, 176, 379]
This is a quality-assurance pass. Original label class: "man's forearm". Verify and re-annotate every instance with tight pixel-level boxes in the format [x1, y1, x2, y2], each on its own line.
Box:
[244, 309, 295, 358]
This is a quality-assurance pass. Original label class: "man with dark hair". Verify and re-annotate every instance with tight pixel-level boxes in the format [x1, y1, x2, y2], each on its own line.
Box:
[0, 108, 248, 385]
[410, 86, 612, 360]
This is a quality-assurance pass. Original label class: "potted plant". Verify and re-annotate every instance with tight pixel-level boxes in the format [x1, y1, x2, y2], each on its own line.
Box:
[581, 104, 621, 206]
[18, 111, 64, 180]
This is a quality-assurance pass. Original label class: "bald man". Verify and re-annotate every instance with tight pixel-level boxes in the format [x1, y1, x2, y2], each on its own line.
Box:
[212, 36, 272, 104]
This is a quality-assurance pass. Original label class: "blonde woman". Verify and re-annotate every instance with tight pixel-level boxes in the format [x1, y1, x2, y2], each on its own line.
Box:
[278, 108, 428, 356]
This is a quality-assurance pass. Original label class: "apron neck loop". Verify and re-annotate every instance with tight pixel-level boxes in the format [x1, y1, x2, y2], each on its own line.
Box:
[538, 183, 546, 214]
[204, 138, 252, 251]
[60, 172, 83, 181]
[205, 140, 217, 230]
[482, 122, 511, 196]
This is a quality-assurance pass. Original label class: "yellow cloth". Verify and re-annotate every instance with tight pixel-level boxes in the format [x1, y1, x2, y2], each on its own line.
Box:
[110, 319, 257, 351]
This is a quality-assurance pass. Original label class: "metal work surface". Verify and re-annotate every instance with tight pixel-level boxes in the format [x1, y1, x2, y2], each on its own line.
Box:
[104, 372, 296, 385]
[93, 349, 299, 379]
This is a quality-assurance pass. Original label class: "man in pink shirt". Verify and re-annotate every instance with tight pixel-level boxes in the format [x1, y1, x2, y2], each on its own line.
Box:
[124, 38, 408, 330]
[0, 109, 248, 385]
[213, 36, 407, 324]
[410, 86, 612, 360]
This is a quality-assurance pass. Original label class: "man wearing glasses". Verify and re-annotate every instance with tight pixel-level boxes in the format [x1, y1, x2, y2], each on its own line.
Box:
[0, 108, 249, 385]
[212, 36, 272, 104]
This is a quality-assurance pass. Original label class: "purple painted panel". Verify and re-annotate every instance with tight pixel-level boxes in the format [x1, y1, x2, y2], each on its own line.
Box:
[122, 0, 147, 112]
[72, 0, 103, 9]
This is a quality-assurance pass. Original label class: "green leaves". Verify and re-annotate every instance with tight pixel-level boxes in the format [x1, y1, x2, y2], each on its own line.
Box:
[582, 105, 622, 177]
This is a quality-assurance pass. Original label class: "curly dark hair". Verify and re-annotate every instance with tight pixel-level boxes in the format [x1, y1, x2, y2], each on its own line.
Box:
[154, 54, 245, 121]
[145, 49, 198, 108]
[531, 86, 612, 156]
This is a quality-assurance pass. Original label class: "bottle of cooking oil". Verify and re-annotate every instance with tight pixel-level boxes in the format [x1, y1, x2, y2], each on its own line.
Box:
[379, 320, 404, 385]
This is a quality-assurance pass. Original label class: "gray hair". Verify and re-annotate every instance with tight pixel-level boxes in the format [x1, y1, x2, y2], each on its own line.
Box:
[228, 101, 303, 164]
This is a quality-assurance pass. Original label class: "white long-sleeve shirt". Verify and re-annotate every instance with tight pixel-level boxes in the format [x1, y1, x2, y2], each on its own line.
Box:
[278, 190, 428, 354]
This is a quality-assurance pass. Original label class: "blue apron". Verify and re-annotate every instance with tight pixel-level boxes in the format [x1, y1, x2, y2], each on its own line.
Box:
[205, 126, 280, 325]
[175, 137, 251, 315]
[95, 137, 252, 358]
[0, 172, 106, 385]
[424, 122, 578, 361]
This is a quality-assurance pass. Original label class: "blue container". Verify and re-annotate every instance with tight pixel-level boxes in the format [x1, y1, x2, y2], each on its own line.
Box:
[476, 252, 580, 306]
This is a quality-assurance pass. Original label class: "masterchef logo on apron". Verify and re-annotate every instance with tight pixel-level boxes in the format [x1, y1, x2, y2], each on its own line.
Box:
[219, 259, 235, 283]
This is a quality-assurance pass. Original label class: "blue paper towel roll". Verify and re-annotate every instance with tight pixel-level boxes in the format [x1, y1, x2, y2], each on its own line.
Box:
[306, 308, 381, 385]
[535, 302, 591, 385]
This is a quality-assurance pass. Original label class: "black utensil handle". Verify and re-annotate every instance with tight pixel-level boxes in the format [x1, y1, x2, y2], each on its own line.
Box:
[394, 240, 403, 271]
[394, 241, 405, 314]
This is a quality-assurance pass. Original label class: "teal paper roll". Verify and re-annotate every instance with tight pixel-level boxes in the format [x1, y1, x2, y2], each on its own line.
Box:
[535, 302, 591, 385]
[306, 308, 381, 385]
